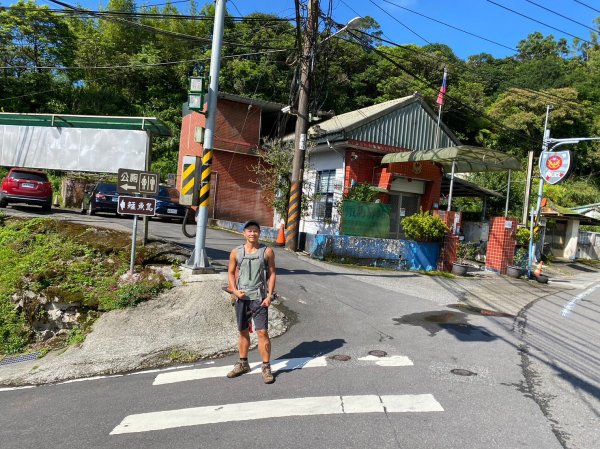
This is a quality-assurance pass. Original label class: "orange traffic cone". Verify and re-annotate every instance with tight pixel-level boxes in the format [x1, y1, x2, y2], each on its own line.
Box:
[534, 261, 544, 276]
[275, 223, 285, 246]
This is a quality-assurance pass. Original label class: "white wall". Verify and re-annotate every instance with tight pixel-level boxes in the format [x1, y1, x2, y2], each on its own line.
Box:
[301, 149, 345, 235]
[563, 219, 580, 260]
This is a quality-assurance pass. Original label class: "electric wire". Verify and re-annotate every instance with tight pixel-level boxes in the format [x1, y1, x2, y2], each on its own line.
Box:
[573, 0, 600, 15]
[486, 0, 592, 45]
[367, 0, 431, 45]
[343, 30, 541, 148]
[380, 0, 517, 53]
[0, 49, 289, 71]
[525, 0, 598, 34]
[352, 29, 583, 108]
[44, 0, 289, 49]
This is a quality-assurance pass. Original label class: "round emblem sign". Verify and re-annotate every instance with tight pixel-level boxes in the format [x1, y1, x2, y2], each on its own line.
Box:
[546, 155, 563, 170]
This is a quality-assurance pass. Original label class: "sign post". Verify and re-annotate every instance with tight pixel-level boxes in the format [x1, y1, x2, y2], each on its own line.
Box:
[117, 196, 157, 275]
[117, 167, 159, 274]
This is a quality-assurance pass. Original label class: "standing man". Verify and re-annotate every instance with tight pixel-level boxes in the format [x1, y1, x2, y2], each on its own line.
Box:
[227, 220, 276, 384]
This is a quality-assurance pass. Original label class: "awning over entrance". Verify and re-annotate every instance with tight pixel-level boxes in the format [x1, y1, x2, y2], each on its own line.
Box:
[381, 145, 521, 172]
[0, 113, 171, 137]
[441, 174, 503, 198]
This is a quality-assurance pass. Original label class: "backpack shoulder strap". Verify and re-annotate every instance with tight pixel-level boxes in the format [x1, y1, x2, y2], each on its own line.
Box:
[235, 244, 245, 266]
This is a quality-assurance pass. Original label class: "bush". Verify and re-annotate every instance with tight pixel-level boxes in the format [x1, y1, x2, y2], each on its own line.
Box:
[456, 242, 477, 264]
[515, 227, 539, 246]
[401, 211, 449, 242]
[513, 247, 529, 269]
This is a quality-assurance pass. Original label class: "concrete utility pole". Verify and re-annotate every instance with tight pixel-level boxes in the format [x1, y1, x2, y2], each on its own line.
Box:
[285, 0, 319, 251]
[188, 0, 226, 271]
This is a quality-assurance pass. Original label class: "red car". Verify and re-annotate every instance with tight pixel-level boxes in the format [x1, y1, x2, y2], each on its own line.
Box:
[0, 168, 53, 211]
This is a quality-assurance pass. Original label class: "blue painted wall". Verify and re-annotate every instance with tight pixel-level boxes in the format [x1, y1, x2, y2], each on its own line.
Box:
[214, 220, 441, 271]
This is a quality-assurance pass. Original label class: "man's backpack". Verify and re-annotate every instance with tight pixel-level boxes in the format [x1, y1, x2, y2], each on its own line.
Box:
[235, 244, 269, 298]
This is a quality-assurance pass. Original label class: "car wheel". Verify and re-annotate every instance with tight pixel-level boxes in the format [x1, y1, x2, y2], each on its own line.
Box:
[0, 199, 6, 208]
[87, 202, 95, 216]
[42, 202, 52, 212]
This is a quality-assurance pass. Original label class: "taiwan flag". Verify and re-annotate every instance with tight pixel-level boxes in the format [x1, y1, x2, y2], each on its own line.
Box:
[436, 68, 447, 105]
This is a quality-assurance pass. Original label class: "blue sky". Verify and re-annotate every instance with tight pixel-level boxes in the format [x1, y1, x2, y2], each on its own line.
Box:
[4, 0, 600, 59]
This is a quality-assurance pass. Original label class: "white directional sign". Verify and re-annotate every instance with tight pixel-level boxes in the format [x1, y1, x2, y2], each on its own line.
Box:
[117, 168, 159, 195]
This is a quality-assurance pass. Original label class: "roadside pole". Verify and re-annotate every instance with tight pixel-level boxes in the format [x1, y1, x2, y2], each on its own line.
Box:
[285, 0, 318, 251]
[189, 0, 226, 271]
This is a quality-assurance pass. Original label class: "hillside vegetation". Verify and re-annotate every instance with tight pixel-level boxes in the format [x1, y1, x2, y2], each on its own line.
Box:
[0, 216, 173, 355]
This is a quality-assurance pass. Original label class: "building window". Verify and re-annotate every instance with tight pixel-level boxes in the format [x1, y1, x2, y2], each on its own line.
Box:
[313, 169, 336, 220]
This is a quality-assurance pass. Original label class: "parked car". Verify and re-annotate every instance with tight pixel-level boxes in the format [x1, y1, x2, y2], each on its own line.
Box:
[152, 186, 189, 222]
[81, 182, 119, 215]
[0, 168, 53, 211]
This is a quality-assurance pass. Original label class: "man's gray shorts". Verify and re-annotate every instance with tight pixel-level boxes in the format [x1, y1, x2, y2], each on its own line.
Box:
[234, 299, 268, 332]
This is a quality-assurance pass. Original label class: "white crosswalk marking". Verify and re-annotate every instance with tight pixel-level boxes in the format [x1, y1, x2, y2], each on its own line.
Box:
[153, 355, 414, 386]
[109, 394, 444, 435]
[357, 355, 413, 366]
[153, 356, 328, 385]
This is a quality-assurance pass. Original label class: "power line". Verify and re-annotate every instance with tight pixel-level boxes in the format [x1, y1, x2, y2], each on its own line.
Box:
[352, 29, 582, 109]
[573, 0, 600, 15]
[343, 30, 545, 148]
[381, 0, 517, 53]
[0, 49, 288, 71]
[486, 0, 592, 45]
[44, 0, 289, 50]
[525, 0, 598, 34]
[367, 0, 431, 45]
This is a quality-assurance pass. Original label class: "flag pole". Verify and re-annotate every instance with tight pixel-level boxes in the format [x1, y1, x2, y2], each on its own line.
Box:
[434, 67, 446, 149]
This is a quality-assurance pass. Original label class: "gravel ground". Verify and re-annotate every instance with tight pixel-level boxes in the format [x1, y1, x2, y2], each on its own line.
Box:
[0, 269, 288, 386]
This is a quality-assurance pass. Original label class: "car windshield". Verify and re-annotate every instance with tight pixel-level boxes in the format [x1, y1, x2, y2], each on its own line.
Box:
[97, 183, 117, 193]
[10, 171, 48, 182]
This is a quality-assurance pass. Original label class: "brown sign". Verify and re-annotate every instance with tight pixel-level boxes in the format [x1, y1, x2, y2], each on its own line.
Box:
[117, 168, 159, 195]
[117, 196, 156, 216]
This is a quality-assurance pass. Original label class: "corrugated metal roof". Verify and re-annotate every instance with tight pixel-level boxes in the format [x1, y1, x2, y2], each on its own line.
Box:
[308, 94, 460, 150]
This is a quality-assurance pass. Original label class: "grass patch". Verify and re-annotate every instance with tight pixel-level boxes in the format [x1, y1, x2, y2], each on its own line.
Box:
[0, 217, 173, 355]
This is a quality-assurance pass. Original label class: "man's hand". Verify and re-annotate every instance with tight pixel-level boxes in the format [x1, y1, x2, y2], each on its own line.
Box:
[234, 289, 246, 299]
[261, 295, 272, 308]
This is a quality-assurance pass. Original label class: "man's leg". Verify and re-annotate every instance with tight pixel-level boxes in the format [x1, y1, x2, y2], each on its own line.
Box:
[257, 330, 274, 384]
[256, 330, 271, 362]
[238, 329, 250, 358]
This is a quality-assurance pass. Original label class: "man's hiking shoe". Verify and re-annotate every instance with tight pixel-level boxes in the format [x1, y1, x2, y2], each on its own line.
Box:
[227, 361, 250, 378]
[262, 363, 274, 384]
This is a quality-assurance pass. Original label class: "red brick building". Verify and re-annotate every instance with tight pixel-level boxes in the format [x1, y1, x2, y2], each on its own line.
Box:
[177, 93, 288, 227]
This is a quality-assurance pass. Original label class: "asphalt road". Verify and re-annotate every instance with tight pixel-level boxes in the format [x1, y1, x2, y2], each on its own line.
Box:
[1, 206, 598, 449]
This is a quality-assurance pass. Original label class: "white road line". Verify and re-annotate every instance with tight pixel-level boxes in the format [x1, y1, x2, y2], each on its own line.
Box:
[153, 356, 328, 385]
[561, 283, 600, 318]
[110, 394, 444, 435]
[357, 355, 413, 366]
[152, 355, 414, 386]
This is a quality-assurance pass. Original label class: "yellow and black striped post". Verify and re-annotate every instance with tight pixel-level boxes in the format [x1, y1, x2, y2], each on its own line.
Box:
[180, 156, 200, 206]
[285, 180, 302, 249]
[199, 149, 213, 207]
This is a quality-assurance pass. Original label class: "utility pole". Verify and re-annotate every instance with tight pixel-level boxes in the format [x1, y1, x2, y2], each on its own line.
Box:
[187, 0, 226, 271]
[285, 0, 319, 251]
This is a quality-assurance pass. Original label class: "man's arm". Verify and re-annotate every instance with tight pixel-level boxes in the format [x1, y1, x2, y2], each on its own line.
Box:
[262, 248, 276, 307]
[228, 249, 245, 299]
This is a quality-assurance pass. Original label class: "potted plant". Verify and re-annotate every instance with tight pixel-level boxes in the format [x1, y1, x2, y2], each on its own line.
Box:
[452, 241, 477, 276]
[507, 247, 528, 278]
[401, 211, 448, 271]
